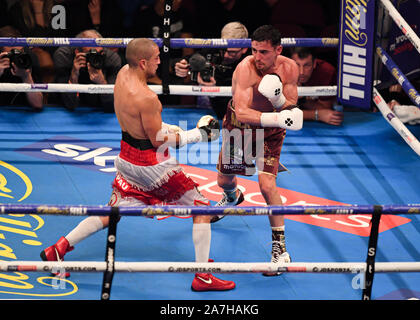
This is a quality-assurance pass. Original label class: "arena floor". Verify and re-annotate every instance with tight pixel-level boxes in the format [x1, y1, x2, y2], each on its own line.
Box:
[0, 104, 419, 300]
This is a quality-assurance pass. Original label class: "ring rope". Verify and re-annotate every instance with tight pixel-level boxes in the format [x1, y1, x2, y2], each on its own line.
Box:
[379, 0, 420, 54]
[0, 83, 337, 97]
[372, 87, 420, 156]
[1, 261, 420, 274]
[0, 37, 339, 48]
[371, 1, 420, 157]
[1, 203, 419, 216]
[376, 46, 420, 108]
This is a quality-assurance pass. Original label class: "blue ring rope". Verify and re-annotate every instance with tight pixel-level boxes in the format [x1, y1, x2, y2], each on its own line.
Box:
[0, 37, 339, 48]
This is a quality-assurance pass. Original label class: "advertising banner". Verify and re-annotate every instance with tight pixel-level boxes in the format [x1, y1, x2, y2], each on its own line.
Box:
[337, 0, 376, 109]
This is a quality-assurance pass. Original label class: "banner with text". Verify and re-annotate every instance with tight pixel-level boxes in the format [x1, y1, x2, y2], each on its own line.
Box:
[380, 0, 420, 87]
[337, 0, 376, 109]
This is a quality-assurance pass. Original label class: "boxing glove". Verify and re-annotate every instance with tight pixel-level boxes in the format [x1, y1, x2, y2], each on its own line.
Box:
[260, 106, 303, 131]
[196, 115, 220, 141]
[178, 115, 220, 147]
[156, 122, 183, 144]
[258, 74, 286, 108]
[161, 122, 183, 134]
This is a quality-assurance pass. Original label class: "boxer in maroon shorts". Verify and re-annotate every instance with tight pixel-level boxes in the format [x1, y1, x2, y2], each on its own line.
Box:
[213, 25, 303, 276]
[217, 99, 287, 177]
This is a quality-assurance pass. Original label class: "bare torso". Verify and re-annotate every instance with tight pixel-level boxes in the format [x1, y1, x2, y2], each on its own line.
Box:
[113, 65, 162, 141]
[232, 55, 299, 120]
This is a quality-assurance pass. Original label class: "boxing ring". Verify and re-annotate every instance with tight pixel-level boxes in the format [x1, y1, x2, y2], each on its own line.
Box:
[0, 0, 420, 303]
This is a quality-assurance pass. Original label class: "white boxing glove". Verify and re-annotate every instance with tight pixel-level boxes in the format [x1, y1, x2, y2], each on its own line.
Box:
[178, 115, 220, 147]
[260, 107, 303, 130]
[258, 74, 286, 108]
[156, 122, 184, 147]
[161, 122, 183, 134]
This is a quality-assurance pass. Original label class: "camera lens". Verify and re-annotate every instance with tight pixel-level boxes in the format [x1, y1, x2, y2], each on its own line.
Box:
[7, 49, 32, 69]
[86, 49, 105, 69]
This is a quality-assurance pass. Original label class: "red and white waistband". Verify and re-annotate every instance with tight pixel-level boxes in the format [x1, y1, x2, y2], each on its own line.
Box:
[118, 140, 170, 166]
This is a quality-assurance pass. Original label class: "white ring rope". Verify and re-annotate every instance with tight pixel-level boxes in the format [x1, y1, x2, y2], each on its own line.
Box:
[371, 2, 420, 158]
[373, 86, 420, 157]
[0, 83, 337, 97]
[2, 261, 420, 273]
[380, 0, 420, 54]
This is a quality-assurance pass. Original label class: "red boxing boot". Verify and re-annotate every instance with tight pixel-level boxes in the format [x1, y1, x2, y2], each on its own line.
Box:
[192, 273, 236, 291]
[191, 259, 235, 291]
[40, 236, 74, 278]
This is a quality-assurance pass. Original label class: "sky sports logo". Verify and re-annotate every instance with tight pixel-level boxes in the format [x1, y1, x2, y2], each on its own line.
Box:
[17, 136, 119, 174]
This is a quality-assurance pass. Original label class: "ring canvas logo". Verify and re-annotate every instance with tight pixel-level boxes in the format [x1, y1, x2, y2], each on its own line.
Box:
[0, 160, 32, 202]
[0, 160, 78, 297]
[16, 136, 411, 237]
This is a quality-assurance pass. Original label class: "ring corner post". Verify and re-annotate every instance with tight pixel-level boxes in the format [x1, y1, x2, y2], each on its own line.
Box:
[337, 0, 377, 110]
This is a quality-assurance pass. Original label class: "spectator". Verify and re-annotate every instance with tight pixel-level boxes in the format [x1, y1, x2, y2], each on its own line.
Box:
[58, 0, 127, 67]
[173, 21, 249, 120]
[8, 0, 63, 84]
[290, 46, 343, 126]
[53, 29, 121, 112]
[0, 26, 43, 110]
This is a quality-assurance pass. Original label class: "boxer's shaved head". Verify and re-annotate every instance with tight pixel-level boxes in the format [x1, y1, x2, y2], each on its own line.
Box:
[126, 38, 158, 68]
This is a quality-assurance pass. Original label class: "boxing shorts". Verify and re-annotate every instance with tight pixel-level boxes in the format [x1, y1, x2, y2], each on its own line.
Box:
[109, 132, 209, 218]
[216, 100, 287, 176]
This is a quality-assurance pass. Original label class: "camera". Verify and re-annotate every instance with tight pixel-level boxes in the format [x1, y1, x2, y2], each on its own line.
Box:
[85, 49, 105, 69]
[188, 52, 218, 82]
[5, 49, 32, 69]
[188, 51, 234, 83]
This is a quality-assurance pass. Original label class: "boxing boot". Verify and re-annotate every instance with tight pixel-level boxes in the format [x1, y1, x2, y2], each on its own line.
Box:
[262, 241, 291, 277]
[212, 189, 244, 223]
[191, 259, 235, 291]
[40, 236, 74, 277]
[192, 273, 236, 291]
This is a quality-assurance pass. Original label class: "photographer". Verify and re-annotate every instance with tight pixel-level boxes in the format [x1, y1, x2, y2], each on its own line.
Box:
[174, 22, 249, 120]
[0, 26, 43, 110]
[53, 29, 122, 112]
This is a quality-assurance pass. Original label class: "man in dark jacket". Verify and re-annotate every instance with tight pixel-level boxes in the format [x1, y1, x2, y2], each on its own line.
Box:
[53, 29, 122, 112]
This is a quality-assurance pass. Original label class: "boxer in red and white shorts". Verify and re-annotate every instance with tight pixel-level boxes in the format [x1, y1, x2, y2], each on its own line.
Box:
[109, 133, 209, 214]
[40, 38, 235, 291]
